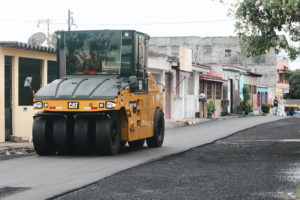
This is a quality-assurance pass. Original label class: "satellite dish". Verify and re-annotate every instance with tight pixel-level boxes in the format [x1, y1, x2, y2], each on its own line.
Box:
[28, 32, 46, 46]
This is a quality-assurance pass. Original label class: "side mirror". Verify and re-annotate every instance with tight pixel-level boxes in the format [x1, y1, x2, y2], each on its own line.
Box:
[24, 77, 33, 89]
[128, 76, 138, 90]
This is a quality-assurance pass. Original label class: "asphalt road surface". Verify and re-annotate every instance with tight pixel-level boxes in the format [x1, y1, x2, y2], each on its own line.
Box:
[0, 116, 282, 200]
[55, 117, 300, 200]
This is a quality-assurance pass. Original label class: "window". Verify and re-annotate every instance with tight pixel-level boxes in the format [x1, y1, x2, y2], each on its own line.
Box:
[19, 57, 42, 106]
[187, 75, 194, 95]
[207, 82, 212, 99]
[225, 49, 231, 57]
[200, 80, 205, 94]
[64, 31, 122, 75]
[203, 45, 212, 54]
[171, 46, 179, 54]
[47, 61, 58, 83]
[216, 82, 222, 99]
[152, 73, 161, 84]
[135, 34, 147, 91]
[158, 46, 167, 54]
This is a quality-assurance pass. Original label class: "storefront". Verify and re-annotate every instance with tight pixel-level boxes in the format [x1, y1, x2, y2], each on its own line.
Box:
[199, 69, 226, 118]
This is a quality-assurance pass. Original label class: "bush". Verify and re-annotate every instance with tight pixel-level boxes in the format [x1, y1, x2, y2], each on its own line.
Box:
[243, 86, 251, 102]
[262, 104, 270, 114]
[205, 100, 216, 114]
[240, 101, 252, 114]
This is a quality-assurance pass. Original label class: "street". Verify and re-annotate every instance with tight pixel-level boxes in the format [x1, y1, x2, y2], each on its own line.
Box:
[0, 116, 284, 200]
[55, 117, 300, 200]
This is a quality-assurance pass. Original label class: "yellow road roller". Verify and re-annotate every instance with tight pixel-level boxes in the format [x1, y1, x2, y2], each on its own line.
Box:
[29, 30, 164, 155]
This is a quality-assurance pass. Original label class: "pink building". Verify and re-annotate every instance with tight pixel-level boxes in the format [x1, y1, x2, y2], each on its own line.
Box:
[276, 60, 290, 97]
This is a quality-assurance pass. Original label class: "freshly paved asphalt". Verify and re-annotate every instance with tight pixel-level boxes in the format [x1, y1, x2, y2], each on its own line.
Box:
[0, 116, 282, 200]
[55, 117, 300, 200]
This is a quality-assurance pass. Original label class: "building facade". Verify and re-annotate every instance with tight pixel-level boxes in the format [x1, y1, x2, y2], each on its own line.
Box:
[149, 36, 278, 116]
[276, 59, 290, 98]
[0, 42, 56, 142]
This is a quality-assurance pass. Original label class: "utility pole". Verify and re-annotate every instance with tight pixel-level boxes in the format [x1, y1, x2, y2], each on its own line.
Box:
[68, 9, 71, 31]
[68, 9, 76, 31]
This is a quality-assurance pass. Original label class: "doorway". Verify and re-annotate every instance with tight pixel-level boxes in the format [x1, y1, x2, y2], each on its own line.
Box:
[5, 56, 12, 141]
[165, 73, 172, 119]
[230, 79, 233, 113]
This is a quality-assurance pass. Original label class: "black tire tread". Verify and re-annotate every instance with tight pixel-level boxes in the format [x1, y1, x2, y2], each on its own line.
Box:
[146, 108, 165, 148]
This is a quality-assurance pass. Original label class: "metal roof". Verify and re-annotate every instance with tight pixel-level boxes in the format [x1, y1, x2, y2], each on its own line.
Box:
[0, 41, 56, 53]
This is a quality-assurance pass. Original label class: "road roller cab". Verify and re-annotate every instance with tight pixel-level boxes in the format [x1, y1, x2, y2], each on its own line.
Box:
[30, 30, 164, 155]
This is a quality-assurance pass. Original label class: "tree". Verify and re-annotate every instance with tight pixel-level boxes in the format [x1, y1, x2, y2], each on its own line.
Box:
[285, 69, 300, 98]
[37, 19, 57, 48]
[232, 0, 300, 60]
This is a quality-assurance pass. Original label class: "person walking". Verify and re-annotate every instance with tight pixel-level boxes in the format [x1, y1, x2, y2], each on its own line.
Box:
[278, 96, 287, 116]
[273, 97, 278, 116]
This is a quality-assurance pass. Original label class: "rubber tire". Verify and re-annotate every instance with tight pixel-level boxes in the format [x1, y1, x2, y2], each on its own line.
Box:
[33, 117, 55, 155]
[128, 139, 145, 149]
[53, 118, 73, 155]
[95, 114, 121, 155]
[146, 108, 165, 147]
[74, 118, 94, 154]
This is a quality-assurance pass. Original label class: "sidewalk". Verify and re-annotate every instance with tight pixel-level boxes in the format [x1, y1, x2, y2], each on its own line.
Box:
[165, 114, 244, 129]
[0, 142, 34, 155]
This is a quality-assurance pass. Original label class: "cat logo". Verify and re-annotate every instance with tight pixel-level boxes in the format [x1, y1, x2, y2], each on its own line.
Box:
[68, 102, 79, 109]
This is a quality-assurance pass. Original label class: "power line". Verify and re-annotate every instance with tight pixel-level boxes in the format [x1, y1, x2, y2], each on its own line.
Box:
[75, 19, 234, 26]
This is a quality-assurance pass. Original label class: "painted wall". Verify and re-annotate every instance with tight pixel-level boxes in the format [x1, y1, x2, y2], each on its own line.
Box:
[149, 36, 277, 90]
[0, 46, 56, 142]
[257, 87, 269, 112]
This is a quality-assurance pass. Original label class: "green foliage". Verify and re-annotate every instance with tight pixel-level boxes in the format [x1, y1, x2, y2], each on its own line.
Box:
[296, 187, 300, 199]
[205, 100, 216, 114]
[231, 0, 300, 60]
[262, 104, 270, 114]
[240, 85, 252, 114]
[243, 85, 251, 102]
[240, 101, 252, 114]
[286, 69, 300, 98]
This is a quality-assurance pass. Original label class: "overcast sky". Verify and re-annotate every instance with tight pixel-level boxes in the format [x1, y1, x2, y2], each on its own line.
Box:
[1, 0, 299, 69]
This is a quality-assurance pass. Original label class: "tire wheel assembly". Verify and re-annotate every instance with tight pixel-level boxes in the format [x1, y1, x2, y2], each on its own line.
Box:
[95, 113, 121, 155]
[33, 117, 55, 155]
[33, 108, 163, 155]
[147, 108, 165, 147]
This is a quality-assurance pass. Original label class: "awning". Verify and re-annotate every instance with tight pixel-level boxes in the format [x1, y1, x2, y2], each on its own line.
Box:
[200, 69, 226, 82]
[199, 74, 226, 82]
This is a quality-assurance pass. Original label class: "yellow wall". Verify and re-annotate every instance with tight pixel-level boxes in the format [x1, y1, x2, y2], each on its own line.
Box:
[0, 46, 56, 142]
[0, 49, 4, 142]
[276, 88, 283, 98]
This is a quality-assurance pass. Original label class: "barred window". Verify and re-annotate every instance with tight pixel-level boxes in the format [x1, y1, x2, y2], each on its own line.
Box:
[207, 82, 212, 99]
[200, 80, 205, 94]
[19, 57, 42, 106]
[216, 82, 222, 99]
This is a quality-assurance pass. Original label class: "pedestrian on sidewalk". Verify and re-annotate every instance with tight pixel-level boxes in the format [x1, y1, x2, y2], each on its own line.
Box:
[273, 97, 278, 116]
[278, 96, 287, 116]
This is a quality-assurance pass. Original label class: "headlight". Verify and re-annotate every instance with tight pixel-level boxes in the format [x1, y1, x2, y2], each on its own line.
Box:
[35, 101, 43, 109]
[106, 102, 116, 109]
[44, 103, 49, 108]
